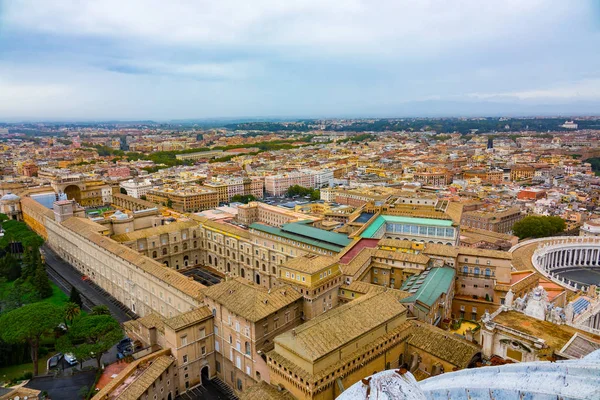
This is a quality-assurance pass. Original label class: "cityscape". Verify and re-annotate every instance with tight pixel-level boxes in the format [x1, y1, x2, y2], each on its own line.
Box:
[1, 2, 600, 400]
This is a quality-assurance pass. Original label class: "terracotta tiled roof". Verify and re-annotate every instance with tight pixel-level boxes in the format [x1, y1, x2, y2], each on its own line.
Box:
[274, 291, 407, 362]
[407, 322, 481, 368]
[164, 306, 212, 331]
[112, 220, 198, 242]
[240, 381, 295, 400]
[202, 278, 302, 322]
[61, 217, 205, 301]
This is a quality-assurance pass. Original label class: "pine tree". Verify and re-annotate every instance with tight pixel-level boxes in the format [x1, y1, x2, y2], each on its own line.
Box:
[32, 264, 52, 299]
[21, 246, 37, 279]
[69, 287, 83, 308]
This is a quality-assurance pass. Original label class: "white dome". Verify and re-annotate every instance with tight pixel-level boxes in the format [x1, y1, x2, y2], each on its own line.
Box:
[0, 192, 20, 202]
[337, 370, 425, 400]
[111, 210, 129, 220]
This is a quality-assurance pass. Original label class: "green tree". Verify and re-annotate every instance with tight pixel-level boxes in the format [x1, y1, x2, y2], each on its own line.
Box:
[0, 253, 21, 281]
[310, 189, 320, 201]
[91, 305, 110, 316]
[64, 302, 81, 325]
[57, 315, 123, 369]
[230, 194, 257, 204]
[32, 263, 52, 299]
[166, 199, 173, 208]
[513, 215, 566, 239]
[140, 195, 147, 201]
[21, 246, 40, 279]
[78, 385, 89, 400]
[0, 303, 64, 375]
[69, 287, 83, 308]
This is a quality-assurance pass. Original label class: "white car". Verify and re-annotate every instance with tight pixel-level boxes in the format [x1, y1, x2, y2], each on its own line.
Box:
[64, 353, 78, 366]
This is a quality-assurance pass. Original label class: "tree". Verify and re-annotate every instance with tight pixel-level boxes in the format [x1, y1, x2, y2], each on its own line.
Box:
[91, 305, 110, 316]
[230, 194, 257, 204]
[78, 385, 89, 400]
[21, 246, 40, 279]
[513, 215, 566, 239]
[57, 315, 123, 369]
[69, 287, 83, 308]
[0, 303, 64, 375]
[140, 195, 147, 201]
[166, 199, 173, 208]
[0, 253, 21, 281]
[64, 302, 81, 325]
[32, 263, 52, 299]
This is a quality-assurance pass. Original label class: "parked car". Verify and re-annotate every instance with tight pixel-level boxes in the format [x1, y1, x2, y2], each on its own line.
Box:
[48, 353, 63, 369]
[64, 353, 78, 366]
[117, 338, 132, 351]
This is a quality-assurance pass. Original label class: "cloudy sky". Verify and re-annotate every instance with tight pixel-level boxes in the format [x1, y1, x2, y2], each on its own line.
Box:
[1, 0, 600, 120]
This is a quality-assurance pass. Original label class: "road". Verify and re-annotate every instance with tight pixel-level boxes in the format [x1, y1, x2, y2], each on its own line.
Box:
[42, 244, 134, 323]
[26, 370, 97, 400]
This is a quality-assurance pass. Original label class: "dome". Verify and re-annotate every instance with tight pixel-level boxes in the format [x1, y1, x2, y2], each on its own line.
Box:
[0, 192, 20, 202]
[111, 210, 129, 220]
[337, 369, 425, 400]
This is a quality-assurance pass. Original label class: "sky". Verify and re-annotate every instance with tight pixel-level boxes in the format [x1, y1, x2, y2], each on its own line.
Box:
[1, 0, 600, 121]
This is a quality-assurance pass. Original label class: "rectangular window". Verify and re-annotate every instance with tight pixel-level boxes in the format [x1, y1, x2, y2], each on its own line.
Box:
[201, 346, 206, 355]
[182, 355, 188, 364]
[181, 336, 187, 346]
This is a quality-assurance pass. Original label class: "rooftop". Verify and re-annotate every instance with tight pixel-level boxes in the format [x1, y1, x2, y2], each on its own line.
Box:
[164, 306, 213, 331]
[401, 267, 456, 308]
[361, 215, 453, 238]
[274, 291, 407, 362]
[201, 278, 302, 322]
[492, 310, 600, 351]
[250, 222, 351, 252]
[281, 254, 337, 274]
[111, 220, 198, 242]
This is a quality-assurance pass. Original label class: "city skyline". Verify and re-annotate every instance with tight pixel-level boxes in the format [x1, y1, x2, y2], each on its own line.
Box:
[1, 1, 600, 120]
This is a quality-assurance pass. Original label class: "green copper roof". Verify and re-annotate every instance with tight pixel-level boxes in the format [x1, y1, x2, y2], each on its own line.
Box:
[401, 267, 455, 308]
[360, 215, 454, 238]
[280, 222, 352, 247]
[249, 222, 350, 252]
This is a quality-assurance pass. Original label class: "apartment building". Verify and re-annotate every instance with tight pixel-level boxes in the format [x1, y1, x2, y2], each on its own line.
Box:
[236, 201, 319, 227]
[120, 178, 157, 198]
[278, 254, 343, 320]
[461, 207, 523, 234]
[147, 187, 220, 212]
[202, 279, 303, 395]
[264, 169, 332, 196]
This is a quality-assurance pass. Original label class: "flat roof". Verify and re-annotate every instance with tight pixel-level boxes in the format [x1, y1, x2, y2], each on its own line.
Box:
[361, 215, 454, 238]
[401, 267, 455, 307]
[250, 222, 350, 252]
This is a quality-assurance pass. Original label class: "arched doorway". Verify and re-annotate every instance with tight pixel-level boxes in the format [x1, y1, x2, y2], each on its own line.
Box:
[201, 366, 209, 385]
[64, 185, 82, 204]
[241, 268, 245, 278]
[255, 273, 261, 285]
[183, 255, 189, 267]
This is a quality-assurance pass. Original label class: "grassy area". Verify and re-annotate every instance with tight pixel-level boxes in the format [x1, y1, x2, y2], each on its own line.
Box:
[0, 281, 68, 307]
[45, 283, 69, 307]
[0, 353, 53, 383]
